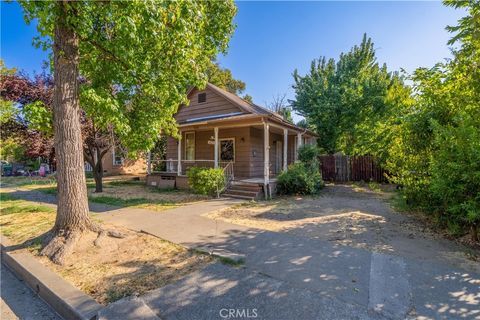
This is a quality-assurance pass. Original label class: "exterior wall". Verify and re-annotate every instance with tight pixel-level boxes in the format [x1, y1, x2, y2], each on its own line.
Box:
[101, 151, 147, 175]
[287, 135, 296, 165]
[250, 128, 297, 177]
[175, 87, 243, 123]
[269, 132, 283, 176]
[249, 127, 264, 178]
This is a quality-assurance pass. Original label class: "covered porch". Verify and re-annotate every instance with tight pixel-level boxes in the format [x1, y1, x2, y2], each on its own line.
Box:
[147, 115, 316, 197]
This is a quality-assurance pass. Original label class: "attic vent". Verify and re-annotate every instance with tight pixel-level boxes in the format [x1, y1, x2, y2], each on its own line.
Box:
[198, 92, 207, 103]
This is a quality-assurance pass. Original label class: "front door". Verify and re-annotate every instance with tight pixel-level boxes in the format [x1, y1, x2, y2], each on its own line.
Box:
[275, 141, 283, 174]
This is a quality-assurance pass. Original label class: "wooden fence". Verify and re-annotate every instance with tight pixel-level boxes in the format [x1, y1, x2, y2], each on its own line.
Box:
[319, 155, 387, 182]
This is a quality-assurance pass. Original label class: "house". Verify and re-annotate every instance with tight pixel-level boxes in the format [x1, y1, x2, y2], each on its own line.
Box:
[85, 147, 147, 176]
[146, 83, 317, 199]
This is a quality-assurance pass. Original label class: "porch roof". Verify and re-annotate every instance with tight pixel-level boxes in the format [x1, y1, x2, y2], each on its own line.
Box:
[179, 113, 318, 137]
[182, 83, 318, 137]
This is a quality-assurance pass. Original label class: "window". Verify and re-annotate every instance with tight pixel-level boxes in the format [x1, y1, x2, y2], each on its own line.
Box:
[219, 138, 235, 162]
[185, 132, 195, 161]
[113, 147, 124, 166]
[197, 92, 207, 103]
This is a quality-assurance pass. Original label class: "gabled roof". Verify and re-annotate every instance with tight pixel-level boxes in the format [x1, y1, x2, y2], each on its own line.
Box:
[185, 83, 318, 137]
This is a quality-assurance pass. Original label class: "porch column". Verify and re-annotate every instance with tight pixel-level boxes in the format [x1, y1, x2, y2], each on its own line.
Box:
[177, 132, 182, 175]
[283, 128, 288, 171]
[264, 122, 270, 187]
[147, 151, 152, 175]
[296, 132, 302, 160]
[214, 127, 219, 168]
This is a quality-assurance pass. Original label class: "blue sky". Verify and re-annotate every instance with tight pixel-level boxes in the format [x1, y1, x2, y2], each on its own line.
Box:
[1, 1, 465, 121]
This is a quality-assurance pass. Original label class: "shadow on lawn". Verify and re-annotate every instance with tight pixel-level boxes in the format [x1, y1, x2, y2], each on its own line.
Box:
[2, 189, 122, 213]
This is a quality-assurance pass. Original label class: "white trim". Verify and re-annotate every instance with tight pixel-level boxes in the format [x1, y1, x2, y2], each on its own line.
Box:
[214, 127, 219, 168]
[184, 131, 195, 162]
[264, 122, 270, 187]
[283, 128, 288, 171]
[185, 112, 243, 123]
[296, 132, 303, 160]
[177, 133, 182, 175]
[218, 137, 236, 163]
[147, 151, 152, 174]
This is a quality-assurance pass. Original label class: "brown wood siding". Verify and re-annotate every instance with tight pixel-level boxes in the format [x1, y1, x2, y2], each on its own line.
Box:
[175, 87, 244, 123]
[249, 127, 264, 178]
[269, 132, 283, 175]
[218, 127, 250, 178]
[166, 137, 178, 160]
[287, 135, 296, 165]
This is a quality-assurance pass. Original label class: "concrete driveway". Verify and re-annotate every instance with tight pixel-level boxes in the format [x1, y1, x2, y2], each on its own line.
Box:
[99, 185, 480, 320]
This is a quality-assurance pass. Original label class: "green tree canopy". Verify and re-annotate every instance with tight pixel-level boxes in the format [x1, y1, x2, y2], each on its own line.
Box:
[18, 0, 237, 264]
[21, 0, 237, 152]
[291, 34, 411, 154]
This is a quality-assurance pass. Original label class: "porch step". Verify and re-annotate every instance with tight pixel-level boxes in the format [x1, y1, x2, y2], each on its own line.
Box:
[224, 189, 259, 197]
[229, 185, 262, 192]
[222, 182, 263, 200]
[222, 193, 257, 200]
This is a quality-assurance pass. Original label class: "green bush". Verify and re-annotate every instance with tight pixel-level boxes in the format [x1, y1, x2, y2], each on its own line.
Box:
[297, 144, 319, 166]
[277, 162, 323, 195]
[428, 115, 480, 239]
[187, 167, 225, 196]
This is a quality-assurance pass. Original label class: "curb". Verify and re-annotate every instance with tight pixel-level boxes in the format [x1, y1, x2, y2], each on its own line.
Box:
[0, 235, 104, 320]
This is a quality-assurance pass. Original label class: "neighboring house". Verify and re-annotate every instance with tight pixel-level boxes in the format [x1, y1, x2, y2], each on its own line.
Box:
[146, 83, 317, 199]
[85, 146, 146, 175]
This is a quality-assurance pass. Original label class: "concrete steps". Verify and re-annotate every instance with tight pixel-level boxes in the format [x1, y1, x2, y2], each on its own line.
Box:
[222, 182, 262, 200]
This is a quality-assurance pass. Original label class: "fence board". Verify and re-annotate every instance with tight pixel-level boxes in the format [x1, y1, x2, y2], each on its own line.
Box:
[319, 155, 387, 183]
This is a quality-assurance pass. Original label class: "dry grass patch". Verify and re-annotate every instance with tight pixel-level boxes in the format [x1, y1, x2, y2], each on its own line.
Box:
[88, 182, 208, 211]
[0, 191, 212, 304]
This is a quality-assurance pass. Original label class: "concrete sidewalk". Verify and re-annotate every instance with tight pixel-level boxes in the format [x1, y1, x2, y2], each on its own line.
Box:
[99, 198, 249, 246]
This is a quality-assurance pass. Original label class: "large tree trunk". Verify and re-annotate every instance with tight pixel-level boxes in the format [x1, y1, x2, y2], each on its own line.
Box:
[41, 1, 94, 264]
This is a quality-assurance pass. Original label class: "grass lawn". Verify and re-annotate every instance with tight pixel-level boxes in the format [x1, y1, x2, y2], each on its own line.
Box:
[0, 176, 208, 211]
[0, 191, 212, 304]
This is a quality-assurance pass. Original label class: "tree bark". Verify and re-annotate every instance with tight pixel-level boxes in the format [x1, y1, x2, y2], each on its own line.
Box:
[41, 1, 94, 264]
[93, 147, 104, 193]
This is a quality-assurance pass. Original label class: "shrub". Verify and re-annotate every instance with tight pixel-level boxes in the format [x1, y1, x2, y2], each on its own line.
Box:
[277, 162, 323, 195]
[297, 144, 319, 166]
[187, 167, 225, 196]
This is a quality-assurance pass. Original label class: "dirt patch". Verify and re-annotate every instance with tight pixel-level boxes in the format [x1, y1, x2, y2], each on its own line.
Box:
[40, 228, 212, 304]
[89, 184, 207, 205]
[0, 192, 212, 304]
[207, 185, 480, 273]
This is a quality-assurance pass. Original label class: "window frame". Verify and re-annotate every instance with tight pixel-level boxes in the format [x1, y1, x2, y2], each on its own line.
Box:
[184, 131, 196, 162]
[112, 147, 124, 166]
[218, 137, 235, 163]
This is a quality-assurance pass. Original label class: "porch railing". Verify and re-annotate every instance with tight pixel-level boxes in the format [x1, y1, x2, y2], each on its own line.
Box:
[222, 161, 234, 189]
[149, 159, 231, 176]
